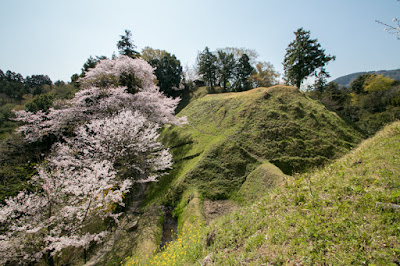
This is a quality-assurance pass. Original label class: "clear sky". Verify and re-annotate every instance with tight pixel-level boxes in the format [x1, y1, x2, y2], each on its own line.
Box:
[0, 0, 399, 82]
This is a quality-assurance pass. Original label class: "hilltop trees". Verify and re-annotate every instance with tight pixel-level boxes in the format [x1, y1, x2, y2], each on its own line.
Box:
[249, 61, 280, 88]
[0, 56, 185, 265]
[79, 55, 108, 77]
[197, 47, 218, 89]
[25, 74, 52, 88]
[0, 70, 54, 103]
[0, 70, 30, 101]
[151, 53, 183, 97]
[234, 54, 254, 91]
[309, 72, 400, 136]
[141, 47, 183, 98]
[283, 28, 335, 88]
[216, 50, 236, 92]
[117, 29, 140, 59]
[196, 47, 275, 92]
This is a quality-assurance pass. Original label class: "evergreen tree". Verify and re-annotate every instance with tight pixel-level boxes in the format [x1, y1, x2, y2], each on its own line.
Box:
[197, 47, 218, 89]
[234, 54, 254, 91]
[148, 51, 183, 98]
[216, 50, 235, 92]
[80, 56, 107, 77]
[283, 28, 335, 88]
[117, 29, 140, 59]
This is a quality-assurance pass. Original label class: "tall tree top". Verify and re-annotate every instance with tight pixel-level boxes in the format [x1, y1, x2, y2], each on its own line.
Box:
[117, 29, 140, 59]
[283, 28, 335, 88]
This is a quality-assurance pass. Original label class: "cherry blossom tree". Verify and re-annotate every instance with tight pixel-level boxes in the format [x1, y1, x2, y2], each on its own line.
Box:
[14, 57, 185, 143]
[1, 56, 185, 264]
[0, 160, 130, 265]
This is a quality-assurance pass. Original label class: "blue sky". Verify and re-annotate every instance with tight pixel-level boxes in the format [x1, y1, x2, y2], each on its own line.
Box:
[0, 0, 399, 82]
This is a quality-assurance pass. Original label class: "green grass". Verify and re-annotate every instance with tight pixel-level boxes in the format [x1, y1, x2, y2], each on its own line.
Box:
[235, 161, 286, 203]
[127, 120, 400, 265]
[149, 85, 362, 205]
[202, 120, 400, 265]
[177, 86, 361, 174]
[125, 85, 365, 263]
[123, 189, 205, 265]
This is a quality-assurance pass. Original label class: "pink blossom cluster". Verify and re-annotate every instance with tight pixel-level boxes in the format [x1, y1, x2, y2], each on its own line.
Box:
[79, 55, 156, 89]
[0, 161, 130, 263]
[2, 56, 186, 264]
[14, 86, 185, 142]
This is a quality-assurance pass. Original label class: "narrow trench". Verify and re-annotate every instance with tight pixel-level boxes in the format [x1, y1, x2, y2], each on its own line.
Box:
[160, 207, 178, 250]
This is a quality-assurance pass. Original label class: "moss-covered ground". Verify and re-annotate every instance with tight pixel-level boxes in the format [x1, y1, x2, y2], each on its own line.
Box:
[123, 86, 370, 265]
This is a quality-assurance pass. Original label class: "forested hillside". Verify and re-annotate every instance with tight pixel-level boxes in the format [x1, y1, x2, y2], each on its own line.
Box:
[333, 69, 400, 87]
[310, 73, 400, 136]
[0, 70, 78, 202]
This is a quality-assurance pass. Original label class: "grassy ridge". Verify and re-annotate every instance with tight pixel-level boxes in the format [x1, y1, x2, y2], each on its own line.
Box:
[202, 120, 400, 264]
[175, 86, 362, 174]
[146, 85, 362, 207]
[124, 85, 364, 264]
[128, 120, 400, 265]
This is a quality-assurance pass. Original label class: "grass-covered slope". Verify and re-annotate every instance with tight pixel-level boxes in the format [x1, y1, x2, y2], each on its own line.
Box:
[165, 85, 359, 182]
[128, 120, 400, 265]
[178, 86, 361, 174]
[201, 120, 400, 264]
[123, 86, 363, 263]
[145, 85, 362, 206]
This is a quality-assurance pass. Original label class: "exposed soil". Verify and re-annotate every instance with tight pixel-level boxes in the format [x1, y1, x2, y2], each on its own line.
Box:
[203, 199, 239, 224]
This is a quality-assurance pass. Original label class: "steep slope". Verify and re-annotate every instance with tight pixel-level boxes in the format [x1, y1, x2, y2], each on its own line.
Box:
[121, 86, 363, 263]
[145, 85, 363, 208]
[164, 85, 361, 176]
[197, 120, 400, 264]
[127, 119, 400, 266]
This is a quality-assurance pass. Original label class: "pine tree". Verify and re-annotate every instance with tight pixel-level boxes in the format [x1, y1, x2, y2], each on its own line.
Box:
[117, 29, 140, 59]
[197, 47, 218, 89]
[283, 28, 335, 88]
[234, 54, 254, 91]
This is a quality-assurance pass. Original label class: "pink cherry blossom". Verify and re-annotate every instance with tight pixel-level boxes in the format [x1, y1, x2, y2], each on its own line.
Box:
[2, 56, 185, 264]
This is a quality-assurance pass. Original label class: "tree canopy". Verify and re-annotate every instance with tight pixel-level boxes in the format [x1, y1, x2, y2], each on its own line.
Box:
[234, 54, 254, 91]
[249, 61, 280, 88]
[283, 28, 335, 88]
[197, 47, 218, 89]
[1, 56, 185, 265]
[216, 50, 236, 92]
[141, 47, 183, 98]
[196, 47, 279, 92]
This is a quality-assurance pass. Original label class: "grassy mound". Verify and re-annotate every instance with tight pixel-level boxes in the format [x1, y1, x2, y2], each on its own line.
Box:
[236, 161, 286, 203]
[123, 85, 363, 263]
[127, 120, 400, 265]
[146, 85, 362, 206]
[176, 86, 361, 174]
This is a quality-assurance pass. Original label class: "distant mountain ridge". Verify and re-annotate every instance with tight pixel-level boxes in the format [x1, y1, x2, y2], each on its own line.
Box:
[333, 68, 400, 87]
